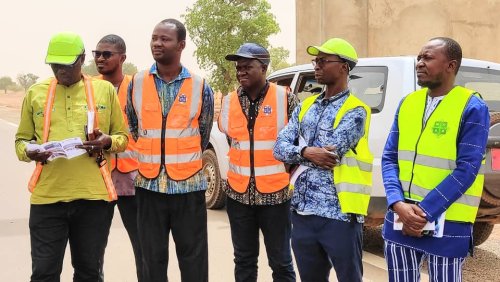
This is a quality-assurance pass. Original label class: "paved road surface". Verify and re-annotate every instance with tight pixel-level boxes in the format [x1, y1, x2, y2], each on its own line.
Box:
[2, 105, 499, 281]
[0, 107, 390, 281]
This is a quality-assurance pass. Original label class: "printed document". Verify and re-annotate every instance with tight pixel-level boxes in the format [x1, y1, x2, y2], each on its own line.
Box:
[393, 211, 446, 238]
[26, 137, 87, 161]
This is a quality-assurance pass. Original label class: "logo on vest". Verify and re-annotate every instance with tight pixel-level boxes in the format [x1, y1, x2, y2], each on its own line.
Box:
[432, 121, 448, 136]
[263, 105, 272, 116]
[179, 94, 187, 104]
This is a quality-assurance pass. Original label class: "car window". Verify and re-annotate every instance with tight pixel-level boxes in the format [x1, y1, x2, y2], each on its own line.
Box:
[295, 72, 323, 101]
[349, 66, 388, 113]
[293, 67, 388, 113]
[456, 66, 500, 111]
[269, 74, 294, 88]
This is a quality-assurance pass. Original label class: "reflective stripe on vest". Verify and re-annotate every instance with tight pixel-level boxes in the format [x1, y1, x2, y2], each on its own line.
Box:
[218, 83, 290, 193]
[398, 86, 484, 223]
[132, 70, 203, 180]
[28, 76, 117, 200]
[296, 93, 373, 215]
[97, 75, 139, 173]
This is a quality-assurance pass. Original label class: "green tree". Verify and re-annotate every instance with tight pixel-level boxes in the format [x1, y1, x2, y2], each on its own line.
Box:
[0, 76, 15, 94]
[17, 73, 39, 92]
[184, 0, 280, 94]
[123, 62, 138, 75]
[268, 47, 291, 74]
[82, 59, 98, 76]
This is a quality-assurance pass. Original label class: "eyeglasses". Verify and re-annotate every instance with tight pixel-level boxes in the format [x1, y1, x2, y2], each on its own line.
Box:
[92, 50, 119, 59]
[311, 58, 345, 67]
[50, 57, 81, 72]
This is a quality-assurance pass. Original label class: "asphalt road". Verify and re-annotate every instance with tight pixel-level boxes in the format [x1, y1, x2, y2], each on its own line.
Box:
[1, 105, 498, 281]
[0, 106, 389, 281]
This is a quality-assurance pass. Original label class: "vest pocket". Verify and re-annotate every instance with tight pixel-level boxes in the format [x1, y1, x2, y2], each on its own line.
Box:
[136, 138, 154, 170]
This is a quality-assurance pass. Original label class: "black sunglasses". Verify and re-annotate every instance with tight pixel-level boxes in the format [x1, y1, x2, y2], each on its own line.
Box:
[92, 50, 119, 59]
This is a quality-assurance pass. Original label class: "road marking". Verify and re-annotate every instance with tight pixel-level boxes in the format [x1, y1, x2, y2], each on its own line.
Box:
[0, 118, 18, 128]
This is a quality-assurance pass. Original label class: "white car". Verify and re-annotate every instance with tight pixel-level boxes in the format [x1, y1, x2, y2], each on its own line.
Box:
[203, 56, 500, 245]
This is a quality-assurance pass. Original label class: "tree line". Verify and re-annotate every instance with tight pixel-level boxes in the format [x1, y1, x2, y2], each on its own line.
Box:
[0, 62, 138, 94]
[0, 73, 40, 94]
[2, 0, 291, 95]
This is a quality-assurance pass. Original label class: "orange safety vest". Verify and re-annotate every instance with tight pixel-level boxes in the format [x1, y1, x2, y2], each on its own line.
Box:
[131, 70, 204, 180]
[28, 76, 117, 200]
[218, 83, 289, 193]
[98, 75, 139, 173]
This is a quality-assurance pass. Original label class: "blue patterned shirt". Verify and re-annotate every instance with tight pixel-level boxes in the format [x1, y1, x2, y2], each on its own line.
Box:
[382, 94, 489, 258]
[273, 89, 367, 222]
[126, 64, 214, 194]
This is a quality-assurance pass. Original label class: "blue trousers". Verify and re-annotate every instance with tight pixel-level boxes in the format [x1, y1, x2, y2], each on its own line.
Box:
[384, 241, 466, 282]
[291, 212, 363, 282]
[226, 197, 296, 282]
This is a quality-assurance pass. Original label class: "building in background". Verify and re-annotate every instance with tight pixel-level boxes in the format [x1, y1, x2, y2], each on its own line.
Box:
[296, 0, 500, 64]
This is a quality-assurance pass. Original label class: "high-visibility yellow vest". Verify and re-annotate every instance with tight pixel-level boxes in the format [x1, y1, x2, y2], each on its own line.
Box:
[398, 86, 485, 223]
[297, 93, 373, 215]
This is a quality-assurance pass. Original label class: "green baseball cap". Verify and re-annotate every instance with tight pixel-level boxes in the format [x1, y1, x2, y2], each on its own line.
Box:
[45, 32, 85, 65]
[307, 38, 358, 70]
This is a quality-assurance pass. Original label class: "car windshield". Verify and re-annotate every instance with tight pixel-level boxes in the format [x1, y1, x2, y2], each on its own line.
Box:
[456, 66, 500, 111]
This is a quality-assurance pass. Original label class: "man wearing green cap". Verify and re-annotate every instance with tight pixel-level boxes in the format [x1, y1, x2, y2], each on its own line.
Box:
[274, 38, 373, 282]
[15, 32, 128, 281]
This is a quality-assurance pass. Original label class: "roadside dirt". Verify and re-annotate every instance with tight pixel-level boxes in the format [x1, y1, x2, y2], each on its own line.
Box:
[0, 91, 24, 109]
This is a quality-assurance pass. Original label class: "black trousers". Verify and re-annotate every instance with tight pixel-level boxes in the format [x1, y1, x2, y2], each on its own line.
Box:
[29, 200, 114, 282]
[226, 197, 296, 282]
[136, 188, 208, 282]
[115, 196, 143, 281]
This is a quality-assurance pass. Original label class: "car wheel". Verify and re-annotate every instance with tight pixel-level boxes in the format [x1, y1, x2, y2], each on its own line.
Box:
[203, 149, 226, 209]
[473, 222, 494, 246]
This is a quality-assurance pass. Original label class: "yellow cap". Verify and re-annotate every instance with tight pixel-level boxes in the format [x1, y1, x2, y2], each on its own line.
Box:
[45, 32, 85, 65]
[307, 38, 358, 69]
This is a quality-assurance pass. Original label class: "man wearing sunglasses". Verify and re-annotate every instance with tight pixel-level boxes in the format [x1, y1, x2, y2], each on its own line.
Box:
[15, 32, 128, 281]
[274, 38, 373, 282]
[94, 34, 143, 281]
[126, 18, 214, 282]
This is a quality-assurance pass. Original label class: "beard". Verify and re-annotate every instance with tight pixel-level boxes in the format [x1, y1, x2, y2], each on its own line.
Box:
[417, 79, 442, 89]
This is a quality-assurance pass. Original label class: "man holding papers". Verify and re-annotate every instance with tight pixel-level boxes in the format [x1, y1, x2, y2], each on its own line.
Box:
[15, 32, 128, 281]
[381, 37, 489, 282]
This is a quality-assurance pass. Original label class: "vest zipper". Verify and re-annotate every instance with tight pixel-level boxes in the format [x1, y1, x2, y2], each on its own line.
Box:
[408, 97, 440, 199]
[160, 115, 167, 174]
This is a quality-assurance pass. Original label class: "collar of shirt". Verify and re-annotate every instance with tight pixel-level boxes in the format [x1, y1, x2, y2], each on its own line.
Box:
[149, 63, 191, 83]
[238, 80, 270, 101]
[316, 88, 350, 104]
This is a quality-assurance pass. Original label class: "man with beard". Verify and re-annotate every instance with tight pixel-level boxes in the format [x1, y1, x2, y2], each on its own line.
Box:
[15, 32, 128, 281]
[126, 19, 214, 282]
[274, 38, 373, 282]
[94, 34, 142, 281]
[218, 42, 298, 282]
[381, 37, 489, 281]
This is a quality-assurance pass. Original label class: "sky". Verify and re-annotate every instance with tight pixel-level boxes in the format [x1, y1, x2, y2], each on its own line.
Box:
[0, 0, 295, 80]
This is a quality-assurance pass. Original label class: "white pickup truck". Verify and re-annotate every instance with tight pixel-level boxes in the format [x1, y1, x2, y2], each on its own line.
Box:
[202, 56, 500, 245]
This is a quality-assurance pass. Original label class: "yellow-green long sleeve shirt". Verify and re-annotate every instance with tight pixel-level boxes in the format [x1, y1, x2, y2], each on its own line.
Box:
[15, 77, 128, 204]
